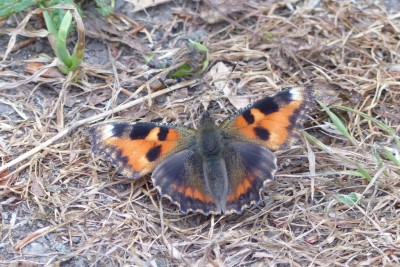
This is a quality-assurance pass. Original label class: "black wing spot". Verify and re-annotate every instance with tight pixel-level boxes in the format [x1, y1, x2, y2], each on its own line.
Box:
[130, 123, 153, 140]
[242, 110, 255, 124]
[254, 97, 279, 115]
[112, 123, 127, 137]
[276, 89, 293, 104]
[158, 126, 169, 141]
[252, 89, 294, 115]
[146, 145, 162, 162]
[254, 126, 270, 141]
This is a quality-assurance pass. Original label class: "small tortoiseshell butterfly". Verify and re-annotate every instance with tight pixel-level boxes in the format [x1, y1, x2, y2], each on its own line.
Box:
[89, 85, 314, 215]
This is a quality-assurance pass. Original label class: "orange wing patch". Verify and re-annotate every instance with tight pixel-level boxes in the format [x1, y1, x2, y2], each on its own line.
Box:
[225, 85, 314, 151]
[89, 122, 192, 179]
[171, 183, 214, 203]
[226, 175, 254, 202]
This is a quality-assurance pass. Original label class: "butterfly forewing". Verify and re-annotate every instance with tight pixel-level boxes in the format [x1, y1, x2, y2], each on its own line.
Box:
[222, 85, 314, 150]
[89, 122, 195, 179]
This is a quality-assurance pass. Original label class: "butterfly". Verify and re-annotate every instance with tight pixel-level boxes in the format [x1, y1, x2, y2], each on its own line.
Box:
[89, 85, 314, 215]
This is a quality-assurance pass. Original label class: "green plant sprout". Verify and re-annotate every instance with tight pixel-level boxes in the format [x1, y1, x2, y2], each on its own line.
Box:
[169, 39, 209, 78]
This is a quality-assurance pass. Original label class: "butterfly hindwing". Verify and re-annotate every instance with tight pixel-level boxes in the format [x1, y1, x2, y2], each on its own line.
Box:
[224, 141, 277, 213]
[152, 149, 220, 215]
[89, 122, 195, 179]
[222, 85, 314, 150]
[151, 140, 278, 215]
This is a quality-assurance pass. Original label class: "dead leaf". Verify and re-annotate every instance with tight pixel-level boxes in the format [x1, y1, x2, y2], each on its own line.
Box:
[209, 62, 250, 110]
[304, 235, 319, 244]
[0, 168, 10, 186]
[25, 62, 63, 78]
[200, 0, 247, 24]
[89, 90, 113, 106]
[129, 0, 171, 12]
[0, 155, 11, 186]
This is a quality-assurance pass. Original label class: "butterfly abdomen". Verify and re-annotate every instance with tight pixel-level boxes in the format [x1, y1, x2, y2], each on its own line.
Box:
[202, 156, 229, 212]
[197, 124, 229, 212]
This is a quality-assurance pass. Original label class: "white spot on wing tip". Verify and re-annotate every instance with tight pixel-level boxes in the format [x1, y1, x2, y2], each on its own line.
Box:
[101, 124, 115, 139]
[289, 87, 305, 101]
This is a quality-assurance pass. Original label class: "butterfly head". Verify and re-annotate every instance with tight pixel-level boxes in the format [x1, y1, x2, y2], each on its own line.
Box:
[199, 110, 214, 126]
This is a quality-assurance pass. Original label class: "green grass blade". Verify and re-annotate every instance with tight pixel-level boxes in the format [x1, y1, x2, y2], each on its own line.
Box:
[355, 162, 372, 182]
[169, 65, 192, 78]
[169, 39, 209, 78]
[381, 146, 400, 167]
[95, 0, 115, 16]
[303, 131, 333, 153]
[69, 9, 85, 71]
[56, 10, 73, 70]
[0, 0, 35, 20]
[333, 105, 400, 147]
[317, 100, 359, 147]
[372, 147, 384, 168]
[336, 192, 362, 206]
[42, 10, 58, 37]
[188, 39, 209, 73]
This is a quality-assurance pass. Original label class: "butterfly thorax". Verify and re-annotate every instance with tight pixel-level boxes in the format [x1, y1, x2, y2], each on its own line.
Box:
[197, 123, 223, 156]
[197, 121, 229, 212]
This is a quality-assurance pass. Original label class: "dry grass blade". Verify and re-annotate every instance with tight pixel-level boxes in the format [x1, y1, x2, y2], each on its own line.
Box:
[14, 226, 51, 250]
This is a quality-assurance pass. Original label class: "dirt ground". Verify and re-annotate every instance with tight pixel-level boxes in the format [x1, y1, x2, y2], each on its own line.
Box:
[1, 0, 400, 266]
